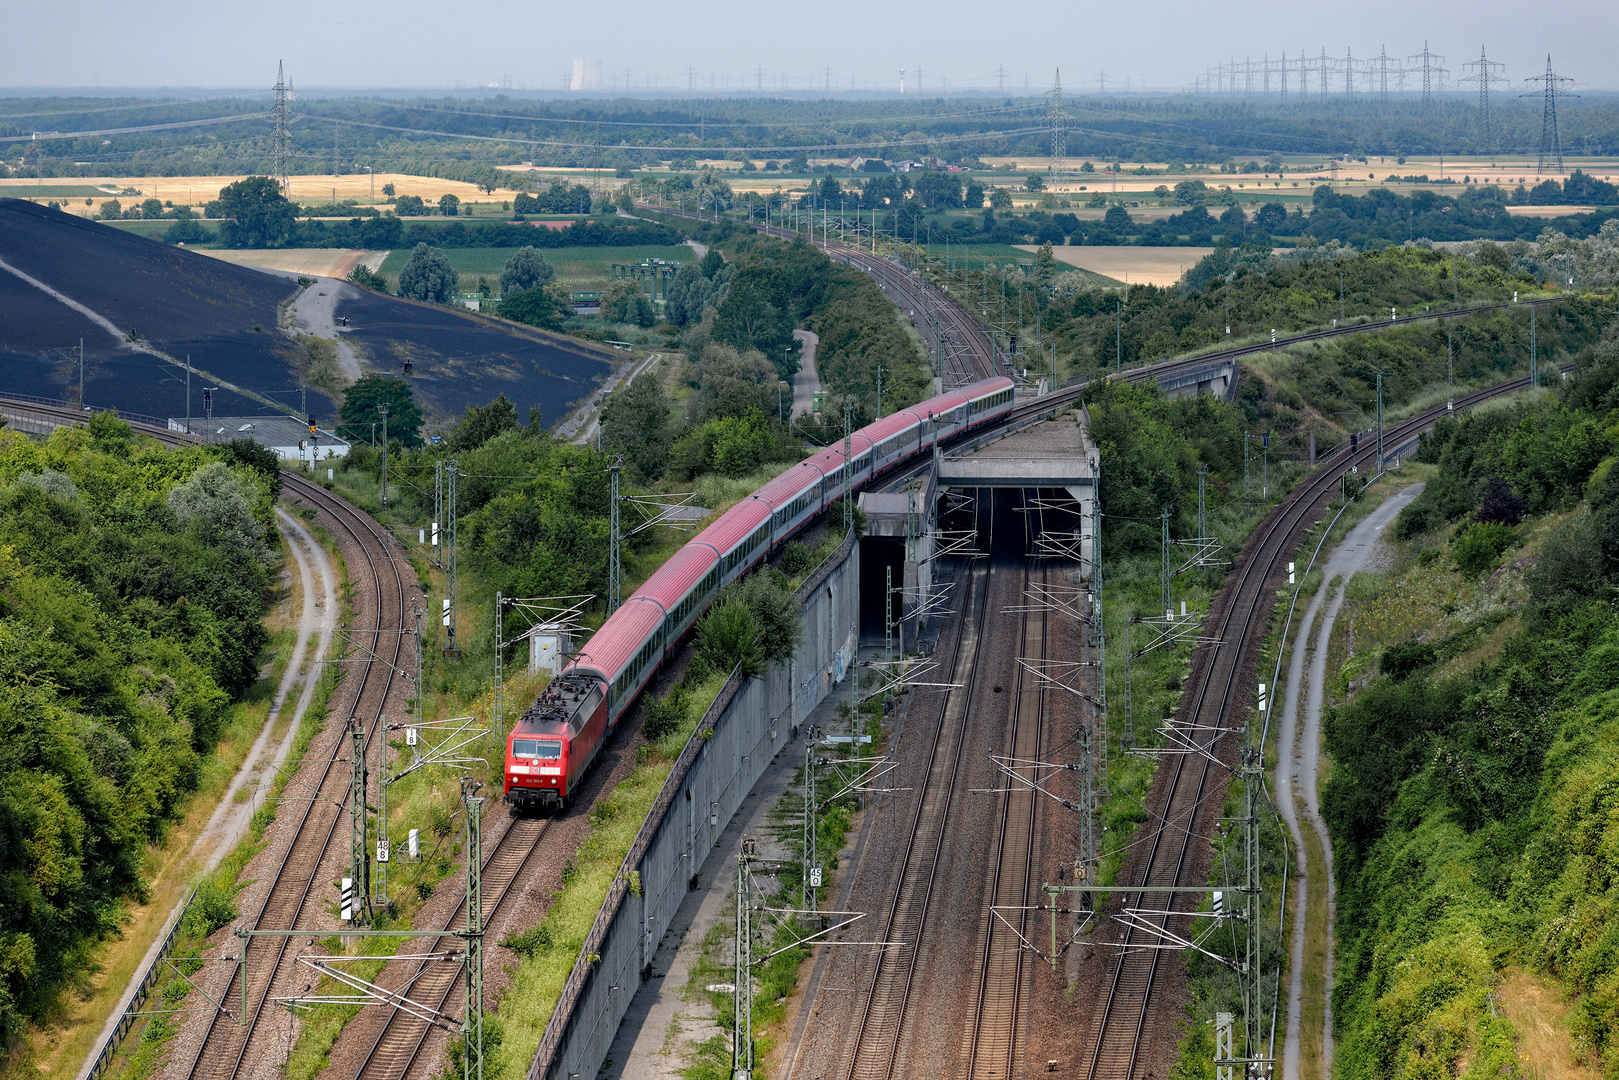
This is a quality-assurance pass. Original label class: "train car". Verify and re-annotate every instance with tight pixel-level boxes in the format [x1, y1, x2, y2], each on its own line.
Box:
[503, 670, 606, 812]
[693, 497, 774, 589]
[752, 461, 827, 547]
[803, 433, 875, 511]
[572, 597, 667, 725]
[638, 544, 722, 652]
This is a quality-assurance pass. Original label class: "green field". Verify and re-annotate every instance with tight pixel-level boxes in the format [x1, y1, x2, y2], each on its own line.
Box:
[104, 220, 174, 239]
[377, 244, 694, 293]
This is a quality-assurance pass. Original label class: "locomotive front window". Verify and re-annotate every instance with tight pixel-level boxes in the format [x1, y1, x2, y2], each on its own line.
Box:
[513, 739, 562, 760]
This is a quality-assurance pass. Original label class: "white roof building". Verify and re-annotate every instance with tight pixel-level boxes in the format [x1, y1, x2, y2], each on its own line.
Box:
[168, 415, 351, 461]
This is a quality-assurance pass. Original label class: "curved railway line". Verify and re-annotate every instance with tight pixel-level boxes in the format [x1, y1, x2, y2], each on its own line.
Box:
[1081, 370, 1559, 1079]
[179, 472, 412, 1080]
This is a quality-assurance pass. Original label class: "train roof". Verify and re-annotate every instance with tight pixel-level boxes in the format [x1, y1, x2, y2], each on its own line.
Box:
[861, 411, 923, 445]
[803, 432, 875, 475]
[691, 496, 772, 555]
[634, 543, 719, 609]
[751, 461, 825, 509]
[569, 597, 665, 684]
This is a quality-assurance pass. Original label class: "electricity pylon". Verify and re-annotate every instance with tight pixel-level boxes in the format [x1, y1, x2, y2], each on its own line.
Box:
[1523, 55, 1578, 175]
[1460, 47, 1508, 152]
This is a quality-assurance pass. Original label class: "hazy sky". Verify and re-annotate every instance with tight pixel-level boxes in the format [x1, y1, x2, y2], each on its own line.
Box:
[8, 0, 1619, 94]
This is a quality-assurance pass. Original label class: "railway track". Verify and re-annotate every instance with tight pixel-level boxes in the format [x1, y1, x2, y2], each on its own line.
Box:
[967, 559, 1049, 1080]
[843, 553, 995, 1079]
[1082, 370, 1557, 1079]
[182, 473, 411, 1080]
[350, 817, 552, 1080]
[646, 201, 1565, 416]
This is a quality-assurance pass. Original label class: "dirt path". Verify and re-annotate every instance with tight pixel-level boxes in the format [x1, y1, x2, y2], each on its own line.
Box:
[1275, 483, 1422, 1080]
[268, 272, 367, 382]
[73, 506, 339, 1080]
[791, 330, 820, 418]
[559, 352, 662, 444]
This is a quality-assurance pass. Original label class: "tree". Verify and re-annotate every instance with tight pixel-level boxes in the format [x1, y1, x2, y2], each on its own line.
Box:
[700, 249, 725, 278]
[601, 371, 672, 480]
[497, 285, 566, 330]
[1254, 201, 1287, 233]
[339, 375, 423, 446]
[691, 343, 777, 422]
[600, 281, 656, 327]
[348, 264, 389, 292]
[695, 600, 763, 679]
[438, 193, 460, 216]
[1104, 204, 1133, 235]
[382, 183, 396, 197]
[1025, 173, 1046, 192]
[499, 247, 554, 295]
[989, 187, 1013, 209]
[694, 169, 733, 211]
[964, 181, 986, 208]
[393, 195, 427, 216]
[140, 198, 164, 219]
[1173, 179, 1208, 206]
[1034, 242, 1058, 289]
[713, 268, 797, 375]
[98, 199, 122, 220]
[397, 243, 457, 303]
[912, 171, 964, 209]
[167, 462, 272, 566]
[217, 176, 295, 248]
[449, 394, 520, 452]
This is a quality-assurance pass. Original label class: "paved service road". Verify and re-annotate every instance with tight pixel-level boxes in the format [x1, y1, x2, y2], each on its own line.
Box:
[792, 329, 821, 418]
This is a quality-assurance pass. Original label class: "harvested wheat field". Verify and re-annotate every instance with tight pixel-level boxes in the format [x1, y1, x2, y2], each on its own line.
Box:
[1016, 244, 1215, 287]
[0, 172, 526, 213]
[197, 248, 375, 278]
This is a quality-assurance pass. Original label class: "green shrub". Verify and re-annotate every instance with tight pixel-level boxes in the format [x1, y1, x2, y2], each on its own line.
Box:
[779, 541, 816, 576]
[1451, 522, 1515, 578]
[500, 924, 553, 960]
[641, 687, 688, 741]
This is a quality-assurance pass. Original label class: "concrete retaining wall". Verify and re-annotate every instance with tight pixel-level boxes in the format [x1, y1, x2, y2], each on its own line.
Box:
[527, 531, 860, 1080]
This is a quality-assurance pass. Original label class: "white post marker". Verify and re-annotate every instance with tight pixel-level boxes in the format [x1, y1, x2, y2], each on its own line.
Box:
[1257, 682, 1268, 713]
[408, 828, 420, 860]
[341, 877, 354, 921]
[1288, 561, 1296, 585]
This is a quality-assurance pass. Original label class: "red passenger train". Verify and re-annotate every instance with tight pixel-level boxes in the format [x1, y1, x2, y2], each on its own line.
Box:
[504, 376, 1016, 811]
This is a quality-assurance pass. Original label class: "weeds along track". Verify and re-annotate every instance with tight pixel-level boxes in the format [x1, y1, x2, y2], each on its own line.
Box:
[1082, 372, 1544, 1079]
[967, 559, 1049, 1080]
[180, 474, 411, 1080]
[841, 554, 995, 1080]
[349, 817, 551, 1080]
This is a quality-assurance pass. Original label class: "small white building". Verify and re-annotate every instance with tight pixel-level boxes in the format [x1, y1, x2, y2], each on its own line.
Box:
[169, 415, 351, 463]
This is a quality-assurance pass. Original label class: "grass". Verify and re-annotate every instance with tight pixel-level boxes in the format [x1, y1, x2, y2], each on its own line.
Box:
[376, 245, 694, 295]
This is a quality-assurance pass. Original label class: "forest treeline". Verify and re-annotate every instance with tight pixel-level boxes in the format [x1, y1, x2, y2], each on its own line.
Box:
[1322, 314, 1619, 1075]
[0, 416, 280, 1047]
[6, 93, 1619, 176]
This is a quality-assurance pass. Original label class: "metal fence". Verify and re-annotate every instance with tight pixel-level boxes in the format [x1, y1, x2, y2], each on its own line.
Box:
[82, 885, 199, 1080]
